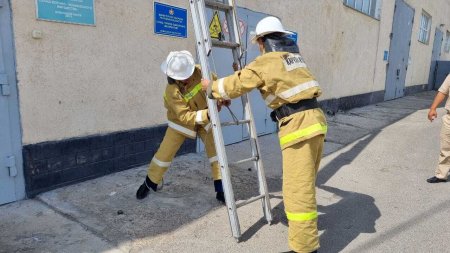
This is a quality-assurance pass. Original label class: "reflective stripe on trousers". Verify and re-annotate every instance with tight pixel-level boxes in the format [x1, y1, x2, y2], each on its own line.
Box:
[280, 123, 327, 146]
[282, 135, 324, 253]
[168, 121, 197, 138]
[286, 211, 318, 221]
[148, 127, 221, 184]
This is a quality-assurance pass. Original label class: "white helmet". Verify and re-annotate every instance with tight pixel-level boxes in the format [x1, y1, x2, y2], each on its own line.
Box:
[160, 50, 195, 80]
[251, 16, 293, 44]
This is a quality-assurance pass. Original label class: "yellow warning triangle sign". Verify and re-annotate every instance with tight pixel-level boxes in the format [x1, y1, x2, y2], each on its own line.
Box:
[209, 11, 223, 40]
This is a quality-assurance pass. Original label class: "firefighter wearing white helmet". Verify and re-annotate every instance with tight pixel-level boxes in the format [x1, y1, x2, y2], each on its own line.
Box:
[251, 16, 294, 43]
[202, 17, 326, 253]
[136, 50, 229, 204]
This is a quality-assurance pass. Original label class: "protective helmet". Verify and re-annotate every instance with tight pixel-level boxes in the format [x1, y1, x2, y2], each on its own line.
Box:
[160, 50, 195, 80]
[251, 16, 293, 44]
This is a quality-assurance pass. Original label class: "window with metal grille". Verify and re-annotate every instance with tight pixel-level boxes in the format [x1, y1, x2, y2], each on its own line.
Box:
[343, 0, 380, 19]
[418, 11, 432, 44]
[445, 31, 450, 53]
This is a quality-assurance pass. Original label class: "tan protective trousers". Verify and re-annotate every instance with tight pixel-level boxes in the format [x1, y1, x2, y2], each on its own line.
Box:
[147, 127, 221, 184]
[282, 135, 324, 253]
[436, 113, 450, 179]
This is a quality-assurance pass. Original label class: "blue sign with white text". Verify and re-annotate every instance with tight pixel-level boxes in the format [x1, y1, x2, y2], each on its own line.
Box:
[36, 0, 95, 26]
[154, 2, 187, 38]
[286, 31, 298, 44]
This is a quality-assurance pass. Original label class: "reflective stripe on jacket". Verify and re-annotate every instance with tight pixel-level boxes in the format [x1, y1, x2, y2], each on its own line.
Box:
[164, 66, 210, 138]
[210, 52, 327, 148]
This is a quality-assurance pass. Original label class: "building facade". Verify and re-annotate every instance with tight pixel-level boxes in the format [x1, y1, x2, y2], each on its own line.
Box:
[1, 0, 450, 203]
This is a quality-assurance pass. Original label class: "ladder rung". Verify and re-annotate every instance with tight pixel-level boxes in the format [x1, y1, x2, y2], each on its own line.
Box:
[212, 39, 240, 49]
[205, 0, 232, 11]
[229, 156, 258, 167]
[221, 119, 250, 126]
[236, 194, 265, 208]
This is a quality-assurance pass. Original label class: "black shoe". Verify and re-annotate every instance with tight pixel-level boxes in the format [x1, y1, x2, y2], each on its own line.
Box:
[216, 192, 225, 204]
[426, 176, 447, 183]
[136, 183, 149, 199]
[214, 179, 225, 204]
[136, 177, 158, 199]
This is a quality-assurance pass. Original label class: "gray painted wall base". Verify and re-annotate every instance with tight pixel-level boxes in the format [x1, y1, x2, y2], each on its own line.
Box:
[23, 124, 196, 197]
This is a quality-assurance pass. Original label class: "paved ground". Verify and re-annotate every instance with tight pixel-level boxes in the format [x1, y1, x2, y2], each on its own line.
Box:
[2, 91, 449, 253]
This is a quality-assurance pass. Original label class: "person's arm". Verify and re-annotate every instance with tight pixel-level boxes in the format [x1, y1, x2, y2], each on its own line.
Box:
[202, 64, 263, 100]
[428, 92, 447, 122]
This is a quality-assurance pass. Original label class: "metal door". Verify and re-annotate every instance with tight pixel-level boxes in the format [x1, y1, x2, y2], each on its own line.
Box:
[0, 0, 25, 204]
[204, 9, 244, 146]
[428, 28, 443, 89]
[384, 0, 414, 101]
[238, 8, 277, 136]
[434, 61, 450, 90]
[199, 7, 275, 150]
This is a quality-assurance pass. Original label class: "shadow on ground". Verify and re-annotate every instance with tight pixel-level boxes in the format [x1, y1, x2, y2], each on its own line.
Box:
[33, 92, 434, 252]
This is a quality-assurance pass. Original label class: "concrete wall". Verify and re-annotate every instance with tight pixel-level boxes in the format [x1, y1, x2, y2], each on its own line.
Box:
[238, 0, 383, 100]
[11, 0, 195, 145]
[11, 0, 450, 197]
[403, 0, 450, 87]
[239, 0, 450, 95]
[12, 0, 450, 145]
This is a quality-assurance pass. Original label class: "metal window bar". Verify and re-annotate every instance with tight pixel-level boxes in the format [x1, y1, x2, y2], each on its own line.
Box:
[445, 32, 450, 52]
[345, 0, 375, 17]
[419, 14, 426, 42]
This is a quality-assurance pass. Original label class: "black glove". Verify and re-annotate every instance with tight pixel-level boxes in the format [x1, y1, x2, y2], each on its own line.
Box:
[270, 111, 278, 122]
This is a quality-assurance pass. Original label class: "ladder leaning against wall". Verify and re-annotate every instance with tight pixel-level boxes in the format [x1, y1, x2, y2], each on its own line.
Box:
[189, 0, 273, 241]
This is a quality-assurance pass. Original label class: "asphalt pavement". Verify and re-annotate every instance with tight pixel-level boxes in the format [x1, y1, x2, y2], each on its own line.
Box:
[2, 91, 448, 253]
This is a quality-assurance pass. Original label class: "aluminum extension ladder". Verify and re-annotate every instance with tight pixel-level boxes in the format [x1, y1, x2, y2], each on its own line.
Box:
[189, 0, 272, 241]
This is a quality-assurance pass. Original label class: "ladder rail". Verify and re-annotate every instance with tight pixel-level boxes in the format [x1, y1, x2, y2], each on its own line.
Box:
[190, 0, 273, 241]
[193, 0, 212, 56]
[224, 0, 243, 68]
[242, 95, 273, 223]
[190, 0, 242, 239]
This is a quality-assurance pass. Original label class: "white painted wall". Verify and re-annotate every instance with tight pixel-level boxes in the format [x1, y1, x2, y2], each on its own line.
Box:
[11, 0, 450, 145]
[11, 0, 195, 144]
[238, 0, 384, 99]
[403, 0, 450, 87]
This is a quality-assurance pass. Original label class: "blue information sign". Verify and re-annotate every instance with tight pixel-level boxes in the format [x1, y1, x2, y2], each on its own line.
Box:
[36, 0, 95, 26]
[154, 2, 187, 38]
[286, 31, 298, 44]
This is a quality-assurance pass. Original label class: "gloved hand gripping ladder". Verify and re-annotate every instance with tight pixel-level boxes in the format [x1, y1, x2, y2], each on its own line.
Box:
[189, 0, 273, 242]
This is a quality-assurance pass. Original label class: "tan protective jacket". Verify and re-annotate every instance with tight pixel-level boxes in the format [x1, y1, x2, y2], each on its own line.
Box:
[164, 66, 210, 139]
[210, 52, 327, 149]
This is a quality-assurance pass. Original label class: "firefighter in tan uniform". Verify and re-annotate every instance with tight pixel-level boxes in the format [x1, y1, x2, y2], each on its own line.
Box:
[136, 51, 227, 203]
[202, 17, 326, 253]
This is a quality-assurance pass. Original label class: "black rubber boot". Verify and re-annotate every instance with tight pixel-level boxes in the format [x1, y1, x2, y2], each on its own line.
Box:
[214, 179, 225, 204]
[136, 176, 158, 200]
